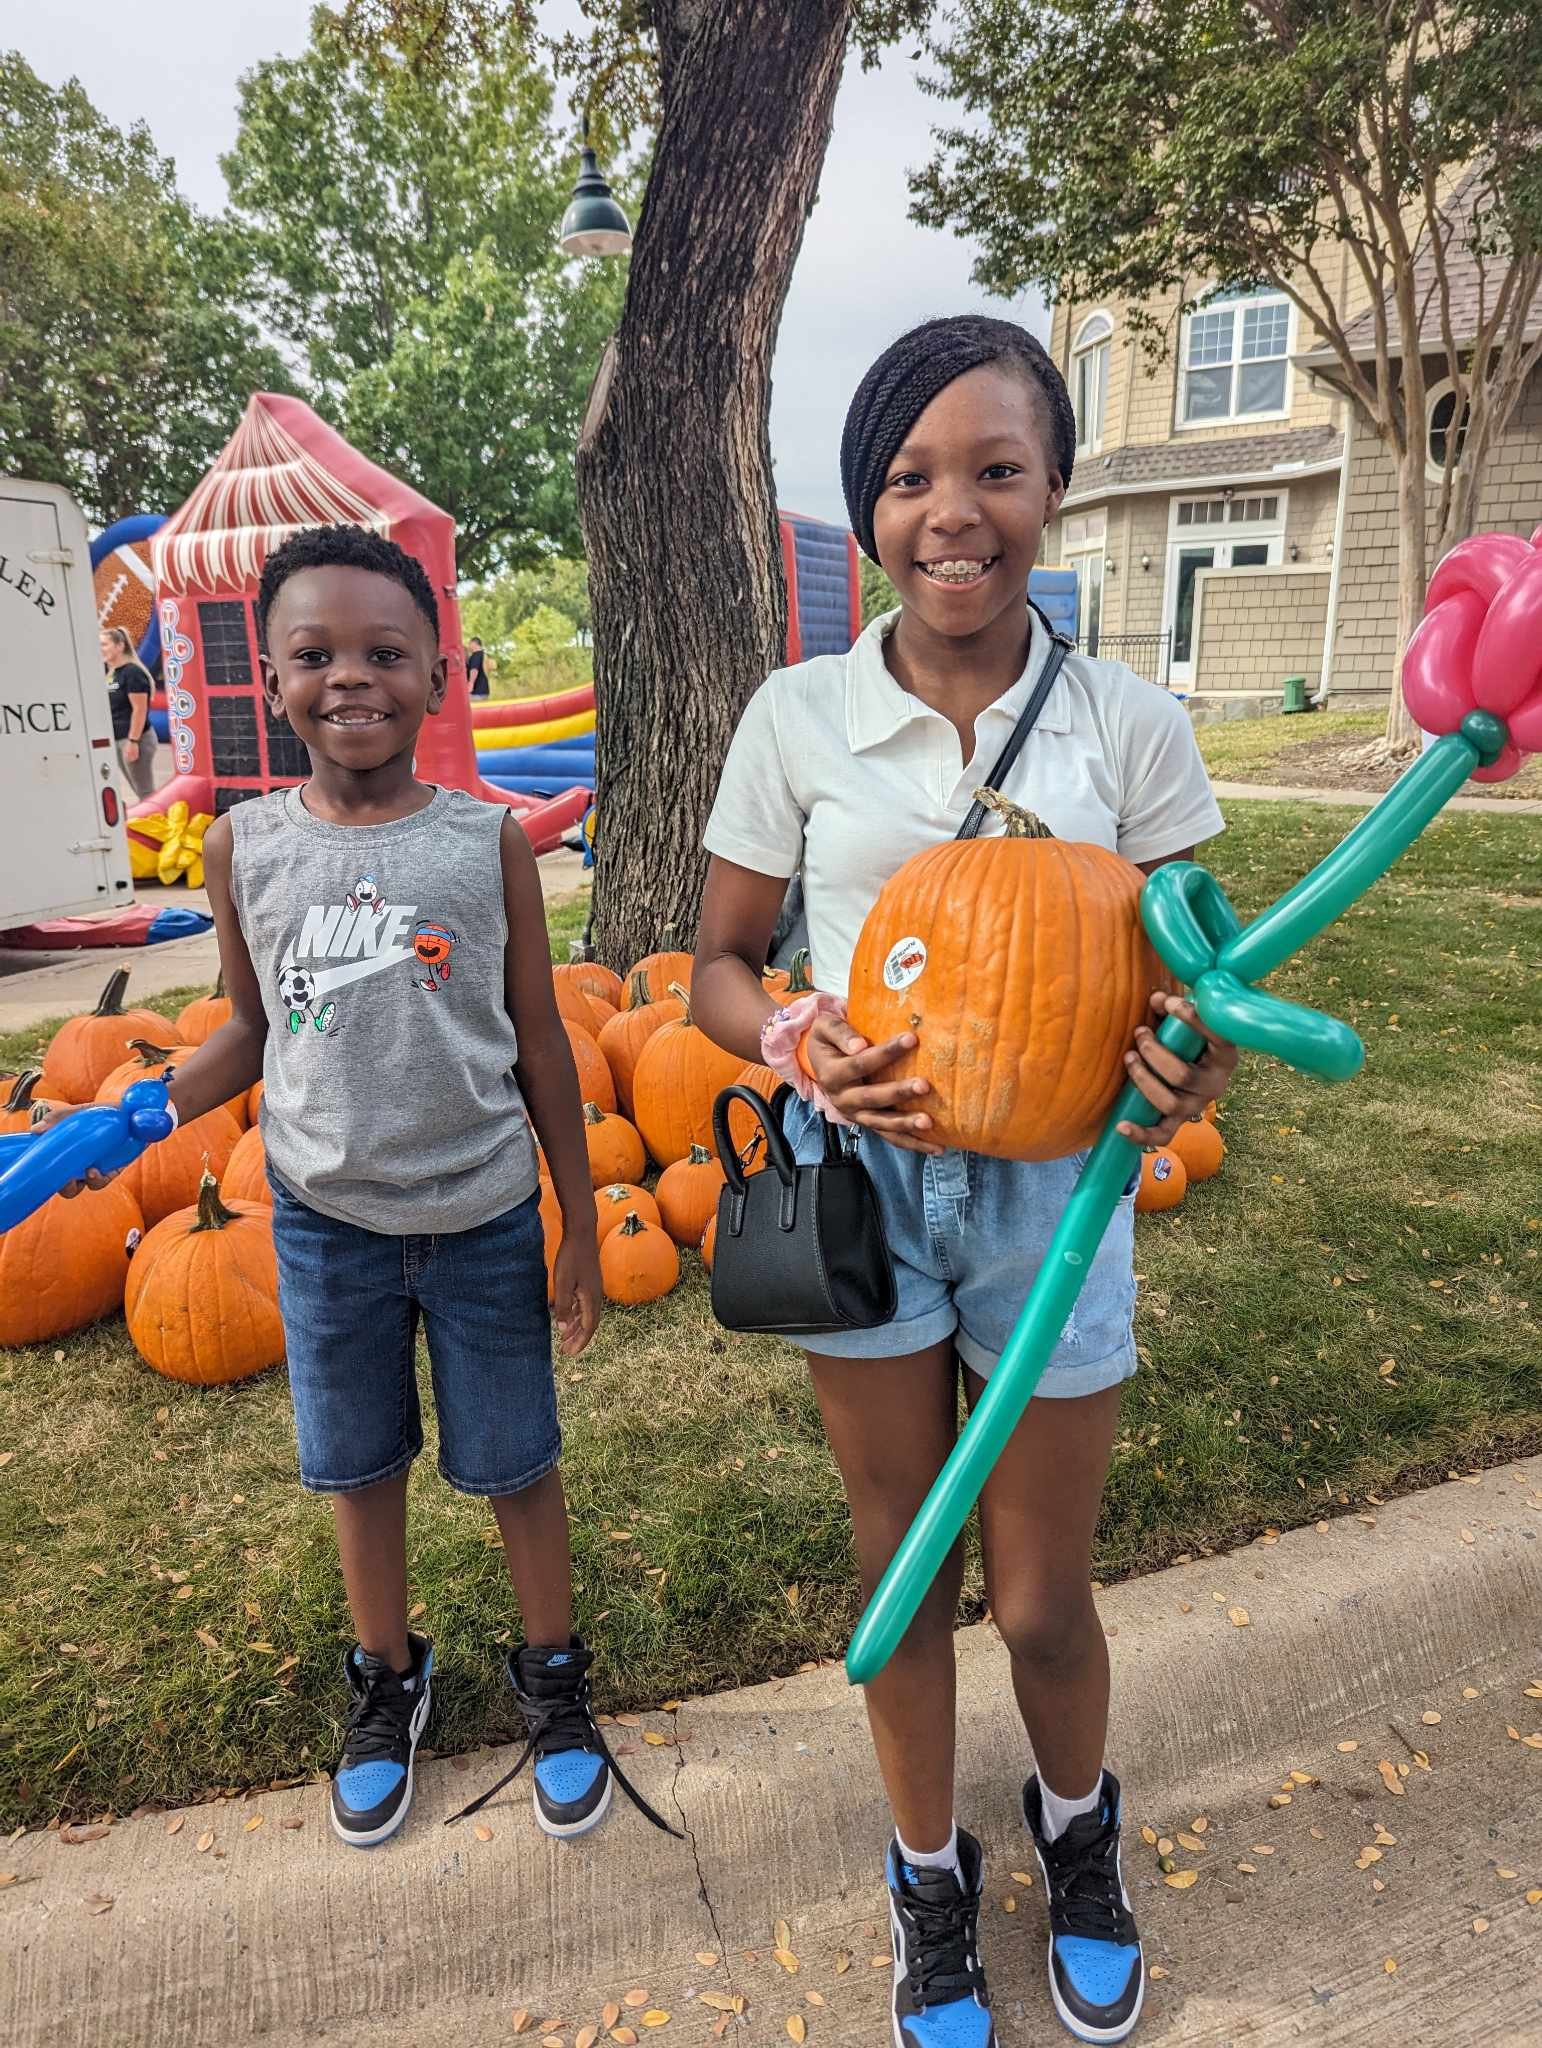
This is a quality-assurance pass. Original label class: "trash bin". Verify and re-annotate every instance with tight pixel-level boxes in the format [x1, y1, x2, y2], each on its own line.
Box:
[1281, 674, 1307, 714]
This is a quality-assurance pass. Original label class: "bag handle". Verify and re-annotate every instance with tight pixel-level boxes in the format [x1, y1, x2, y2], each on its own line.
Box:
[956, 614, 1072, 843]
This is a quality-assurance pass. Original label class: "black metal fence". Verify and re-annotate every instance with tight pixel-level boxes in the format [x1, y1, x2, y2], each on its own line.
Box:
[1081, 631, 1172, 687]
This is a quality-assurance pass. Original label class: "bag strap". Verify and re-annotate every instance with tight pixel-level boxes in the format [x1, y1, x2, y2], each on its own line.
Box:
[956, 611, 1073, 843]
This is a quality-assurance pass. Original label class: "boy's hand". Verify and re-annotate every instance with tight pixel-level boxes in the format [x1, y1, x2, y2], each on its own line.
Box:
[1116, 992, 1239, 1147]
[22, 1102, 122, 1198]
[804, 1008, 943, 1156]
[552, 1232, 602, 1356]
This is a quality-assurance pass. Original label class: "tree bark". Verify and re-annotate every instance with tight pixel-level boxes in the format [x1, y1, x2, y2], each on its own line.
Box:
[1384, 437, 1430, 752]
[576, 0, 851, 970]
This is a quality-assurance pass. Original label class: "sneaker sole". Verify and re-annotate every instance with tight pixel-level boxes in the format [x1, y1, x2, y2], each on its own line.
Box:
[887, 1888, 996, 2048]
[533, 1767, 613, 1840]
[330, 1676, 433, 1850]
[1029, 1838, 1145, 2046]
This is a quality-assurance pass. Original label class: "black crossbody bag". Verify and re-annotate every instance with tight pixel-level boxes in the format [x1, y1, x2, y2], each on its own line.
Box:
[707, 619, 1073, 1337]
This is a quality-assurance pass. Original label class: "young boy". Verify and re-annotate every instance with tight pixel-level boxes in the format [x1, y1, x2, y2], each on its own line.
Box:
[96, 524, 669, 1849]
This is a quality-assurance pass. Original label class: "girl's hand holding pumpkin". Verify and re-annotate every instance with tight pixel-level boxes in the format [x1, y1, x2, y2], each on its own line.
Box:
[803, 1010, 944, 1157]
[552, 1233, 602, 1356]
[1115, 992, 1238, 1147]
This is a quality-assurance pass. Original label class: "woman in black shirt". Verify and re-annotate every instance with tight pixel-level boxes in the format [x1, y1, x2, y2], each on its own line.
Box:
[101, 627, 158, 798]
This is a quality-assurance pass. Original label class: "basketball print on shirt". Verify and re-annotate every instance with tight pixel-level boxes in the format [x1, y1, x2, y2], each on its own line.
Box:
[275, 873, 464, 1033]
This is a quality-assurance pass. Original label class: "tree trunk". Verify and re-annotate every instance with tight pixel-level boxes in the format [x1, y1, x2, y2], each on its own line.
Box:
[576, 0, 851, 971]
[1383, 440, 1431, 752]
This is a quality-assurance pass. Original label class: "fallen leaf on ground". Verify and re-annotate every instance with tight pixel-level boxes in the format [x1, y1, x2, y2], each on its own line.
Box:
[1374, 1828, 1397, 1846]
[1473, 1918, 1489, 1934]
[1496, 1868, 1518, 1880]
[1149, 1966, 1168, 1981]
[474, 1825, 494, 1843]
[1525, 1890, 1542, 1906]
[1268, 1795, 1292, 1809]
[1163, 1870, 1198, 1889]
[575, 2032, 598, 2048]
[243, 1815, 263, 1833]
[785, 2019, 806, 2044]
[165, 1814, 186, 1835]
[1355, 1848, 1384, 1870]
[1228, 1608, 1250, 1628]
[600, 2004, 621, 2029]
[1176, 1832, 1206, 1853]
[696, 1996, 735, 2015]
[1236, 1862, 1257, 1874]
[1001, 1896, 1017, 1913]
[774, 1919, 792, 1950]
[1157, 1837, 1175, 1855]
[643, 1732, 668, 1747]
[1010, 1870, 1033, 1886]
[1421, 1711, 1442, 1726]
[610, 2031, 638, 2046]
[622, 1992, 649, 2010]
[1190, 1817, 1209, 1833]
[640, 2012, 670, 2028]
[84, 1893, 114, 1914]
[1376, 1761, 1405, 1796]
[772, 1951, 799, 1974]
[693, 1953, 718, 1968]
[280, 1817, 304, 1831]
[1384, 1959, 1397, 1974]
[60, 1826, 110, 1845]
[615, 1714, 643, 1728]
[1140, 1828, 1158, 1847]
[870, 1956, 888, 1969]
[1251, 1846, 1275, 1856]
[1289, 1771, 1316, 1786]
[1336, 1741, 1359, 1753]
[834, 1952, 852, 1976]
[805, 1992, 825, 2008]
[196, 1830, 214, 1853]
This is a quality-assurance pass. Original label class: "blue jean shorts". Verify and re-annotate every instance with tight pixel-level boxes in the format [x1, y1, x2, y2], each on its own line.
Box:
[267, 1174, 560, 1496]
[781, 1095, 1138, 1396]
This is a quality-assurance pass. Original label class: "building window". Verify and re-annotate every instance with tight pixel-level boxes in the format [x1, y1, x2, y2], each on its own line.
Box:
[1061, 508, 1106, 654]
[1180, 293, 1291, 425]
[1426, 380, 1470, 481]
[1071, 313, 1112, 454]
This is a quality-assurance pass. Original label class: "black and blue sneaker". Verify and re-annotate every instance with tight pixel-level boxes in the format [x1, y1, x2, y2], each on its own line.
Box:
[329, 1633, 433, 1848]
[886, 1831, 997, 2048]
[446, 1635, 683, 1842]
[1024, 1770, 1144, 2043]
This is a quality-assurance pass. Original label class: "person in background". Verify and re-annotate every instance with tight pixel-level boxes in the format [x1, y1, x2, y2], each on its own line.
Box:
[466, 635, 490, 698]
[101, 626, 158, 798]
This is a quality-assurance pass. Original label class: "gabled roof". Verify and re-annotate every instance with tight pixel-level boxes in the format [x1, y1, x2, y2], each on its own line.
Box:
[1062, 424, 1342, 507]
[1297, 170, 1542, 367]
[154, 392, 450, 593]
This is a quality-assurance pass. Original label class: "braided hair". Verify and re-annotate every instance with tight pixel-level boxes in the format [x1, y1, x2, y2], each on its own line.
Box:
[840, 316, 1076, 562]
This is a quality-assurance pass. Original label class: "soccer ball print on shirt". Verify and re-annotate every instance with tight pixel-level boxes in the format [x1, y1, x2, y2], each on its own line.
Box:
[275, 873, 459, 1034]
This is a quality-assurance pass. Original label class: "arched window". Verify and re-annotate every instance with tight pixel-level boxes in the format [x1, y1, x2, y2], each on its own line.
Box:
[1426, 379, 1470, 481]
[1071, 312, 1113, 454]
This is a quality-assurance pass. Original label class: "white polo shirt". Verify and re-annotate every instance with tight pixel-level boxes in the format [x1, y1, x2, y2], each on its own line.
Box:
[704, 608, 1224, 999]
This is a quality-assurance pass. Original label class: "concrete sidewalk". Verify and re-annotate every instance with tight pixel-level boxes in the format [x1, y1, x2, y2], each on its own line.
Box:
[1211, 778, 1542, 813]
[7, 1455, 1540, 2048]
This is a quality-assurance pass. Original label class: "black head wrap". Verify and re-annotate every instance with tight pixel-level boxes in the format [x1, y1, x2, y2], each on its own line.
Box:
[839, 315, 1076, 562]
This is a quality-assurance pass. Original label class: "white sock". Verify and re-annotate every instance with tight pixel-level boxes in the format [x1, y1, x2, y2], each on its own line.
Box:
[1038, 1771, 1105, 1843]
[895, 1822, 962, 1881]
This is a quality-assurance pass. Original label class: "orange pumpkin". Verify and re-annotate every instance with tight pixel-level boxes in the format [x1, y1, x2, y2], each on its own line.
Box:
[563, 1020, 616, 1114]
[0, 1180, 145, 1347]
[1202, 1098, 1218, 1125]
[586, 996, 619, 1029]
[554, 960, 623, 1011]
[221, 1124, 272, 1207]
[599, 1211, 680, 1305]
[176, 973, 232, 1045]
[582, 1102, 646, 1188]
[1134, 1147, 1187, 1213]
[248, 1079, 265, 1124]
[631, 984, 744, 1168]
[595, 1182, 663, 1241]
[655, 1143, 727, 1247]
[597, 974, 686, 1118]
[96, 1038, 249, 1131]
[847, 795, 1169, 1162]
[125, 1172, 283, 1384]
[699, 1213, 718, 1271]
[538, 1177, 563, 1301]
[0, 1071, 66, 1134]
[628, 925, 693, 1000]
[122, 1104, 243, 1229]
[1169, 1117, 1225, 1183]
[40, 968, 170, 1103]
[553, 977, 607, 1034]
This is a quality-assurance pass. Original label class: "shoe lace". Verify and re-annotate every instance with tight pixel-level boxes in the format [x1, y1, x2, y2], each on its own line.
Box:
[340, 1666, 416, 1766]
[1044, 1828, 1135, 1943]
[901, 1885, 982, 2009]
[445, 1668, 683, 1838]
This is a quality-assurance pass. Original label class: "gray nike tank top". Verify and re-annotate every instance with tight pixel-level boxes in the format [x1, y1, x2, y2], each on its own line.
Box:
[228, 785, 539, 1234]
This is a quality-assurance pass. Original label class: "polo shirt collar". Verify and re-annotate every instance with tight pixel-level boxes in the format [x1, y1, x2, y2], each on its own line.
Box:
[845, 605, 1074, 755]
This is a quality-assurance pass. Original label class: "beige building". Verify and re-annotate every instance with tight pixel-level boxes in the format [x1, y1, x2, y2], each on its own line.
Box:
[1042, 233, 1542, 713]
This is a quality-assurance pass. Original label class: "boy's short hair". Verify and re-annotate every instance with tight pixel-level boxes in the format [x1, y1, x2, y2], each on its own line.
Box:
[257, 524, 441, 643]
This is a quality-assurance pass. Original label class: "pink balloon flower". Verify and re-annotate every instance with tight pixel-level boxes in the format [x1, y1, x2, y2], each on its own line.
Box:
[1401, 525, 1542, 783]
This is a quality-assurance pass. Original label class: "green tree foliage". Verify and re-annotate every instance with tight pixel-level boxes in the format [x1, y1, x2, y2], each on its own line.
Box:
[223, 5, 630, 575]
[0, 52, 291, 523]
[912, 0, 1542, 745]
[461, 555, 590, 656]
[859, 553, 898, 625]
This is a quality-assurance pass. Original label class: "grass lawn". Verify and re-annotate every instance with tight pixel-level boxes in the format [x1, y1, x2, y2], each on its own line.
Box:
[1194, 708, 1542, 800]
[2, 800, 1539, 1826]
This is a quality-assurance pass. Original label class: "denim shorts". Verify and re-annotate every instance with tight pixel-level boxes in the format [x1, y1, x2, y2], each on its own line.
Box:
[781, 1095, 1138, 1396]
[267, 1174, 560, 1495]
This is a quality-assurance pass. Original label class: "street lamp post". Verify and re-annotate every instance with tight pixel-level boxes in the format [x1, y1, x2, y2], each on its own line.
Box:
[558, 122, 632, 259]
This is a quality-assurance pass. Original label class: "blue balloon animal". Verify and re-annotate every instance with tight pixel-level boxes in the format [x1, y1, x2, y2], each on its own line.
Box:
[0, 1079, 175, 1232]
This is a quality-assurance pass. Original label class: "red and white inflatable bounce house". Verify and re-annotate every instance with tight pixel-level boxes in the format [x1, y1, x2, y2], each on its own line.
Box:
[143, 392, 587, 852]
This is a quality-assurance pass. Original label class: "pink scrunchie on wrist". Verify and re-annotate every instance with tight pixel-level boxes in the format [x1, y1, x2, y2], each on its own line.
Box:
[759, 992, 854, 1127]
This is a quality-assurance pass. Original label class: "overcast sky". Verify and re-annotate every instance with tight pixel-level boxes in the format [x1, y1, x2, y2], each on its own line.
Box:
[16, 2, 1045, 529]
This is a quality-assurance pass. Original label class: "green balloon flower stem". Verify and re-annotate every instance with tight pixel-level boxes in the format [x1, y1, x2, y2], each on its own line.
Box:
[845, 719, 1504, 1687]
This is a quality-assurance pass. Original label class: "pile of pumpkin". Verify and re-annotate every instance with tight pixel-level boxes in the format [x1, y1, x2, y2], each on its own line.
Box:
[1133, 1101, 1225, 1214]
[0, 969, 278, 1382]
[538, 935, 810, 1306]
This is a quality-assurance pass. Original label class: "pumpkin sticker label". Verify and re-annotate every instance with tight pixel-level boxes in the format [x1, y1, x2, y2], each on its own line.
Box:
[1152, 1155, 1174, 1181]
[883, 936, 928, 992]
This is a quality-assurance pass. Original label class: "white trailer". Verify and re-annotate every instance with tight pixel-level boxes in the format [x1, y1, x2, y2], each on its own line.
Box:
[0, 481, 134, 929]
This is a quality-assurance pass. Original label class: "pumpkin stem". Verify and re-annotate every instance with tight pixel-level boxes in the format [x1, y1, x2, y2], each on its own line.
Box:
[618, 1210, 645, 1237]
[687, 1142, 713, 1165]
[4, 1069, 43, 1115]
[666, 979, 692, 1023]
[659, 922, 679, 952]
[191, 1168, 237, 1232]
[213, 969, 226, 1000]
[583, 1100, 606, 1126]
[626, 968, 654, 1010]
[972, 787, 1055, 838]
[94, 967, 132, 1017]
[786, 948, 813, 996]
[128, 1039, 181, 1067]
